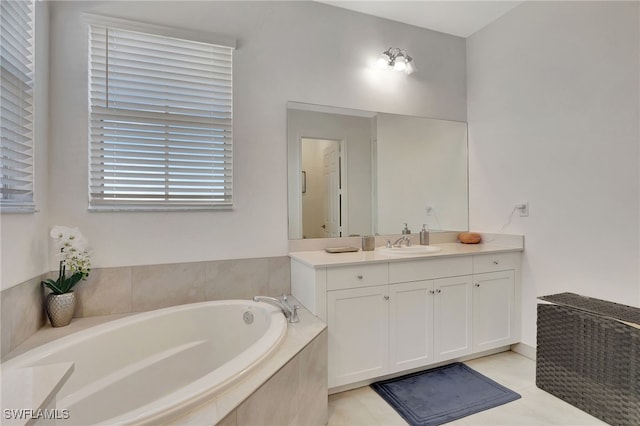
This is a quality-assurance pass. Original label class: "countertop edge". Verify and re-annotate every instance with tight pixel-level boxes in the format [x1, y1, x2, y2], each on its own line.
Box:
[289, 243, 523, 268]
[1, 362, 75, 426]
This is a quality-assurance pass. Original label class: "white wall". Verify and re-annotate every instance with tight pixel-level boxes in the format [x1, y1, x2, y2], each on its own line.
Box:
[47, 1, 466, 270]
[1, 3, 50, 290]
[467, 1, 640, 346]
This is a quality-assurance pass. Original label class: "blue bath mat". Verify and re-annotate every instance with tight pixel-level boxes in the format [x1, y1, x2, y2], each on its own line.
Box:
[371, 362, 521, 426]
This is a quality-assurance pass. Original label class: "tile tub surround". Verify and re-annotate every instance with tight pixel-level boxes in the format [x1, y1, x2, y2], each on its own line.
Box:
[77, 256, 291, 316]
[0, 275, 47, 358]
[3, 300, 328, 426]
[1, 256, 291, 360]
[213, 329, 328, 426]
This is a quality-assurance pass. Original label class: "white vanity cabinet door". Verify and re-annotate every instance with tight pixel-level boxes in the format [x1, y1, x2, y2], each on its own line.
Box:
[472, 270, 515, 352]
[327, 285, 389, 388]
[389, 280, 435, 373]
[433, 275, 473, 362]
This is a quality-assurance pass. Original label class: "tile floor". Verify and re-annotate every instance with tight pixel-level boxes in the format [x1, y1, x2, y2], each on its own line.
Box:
[327, 351, 609, 425]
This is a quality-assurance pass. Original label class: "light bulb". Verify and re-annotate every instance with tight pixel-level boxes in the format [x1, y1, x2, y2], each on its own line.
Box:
[405, 58, 415, 75]
[376, 53, 391, 69]
[393, 56, 407, 71]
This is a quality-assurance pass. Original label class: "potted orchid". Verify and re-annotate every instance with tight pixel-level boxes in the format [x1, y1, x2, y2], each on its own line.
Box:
[42, 226, 92, 326]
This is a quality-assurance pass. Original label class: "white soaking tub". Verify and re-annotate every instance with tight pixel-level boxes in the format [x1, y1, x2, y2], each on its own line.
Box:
[1, 300, 287, 425]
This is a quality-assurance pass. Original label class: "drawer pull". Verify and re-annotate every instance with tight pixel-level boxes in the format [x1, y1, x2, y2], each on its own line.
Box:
[357, 275, 363, 280]
[384, 295, 389, 300]
[475, 283, 480, 288]
[435, 289, 442, 294]
[493, 260, 499, 265]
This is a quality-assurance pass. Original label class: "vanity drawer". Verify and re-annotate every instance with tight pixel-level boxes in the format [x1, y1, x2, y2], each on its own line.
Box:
[473, 252, 520, 273]
[389, 257, 472, 283]
[326, 263, 389, 290]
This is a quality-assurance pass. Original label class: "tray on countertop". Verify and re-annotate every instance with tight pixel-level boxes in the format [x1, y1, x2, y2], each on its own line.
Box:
[324, 246, 360, 253]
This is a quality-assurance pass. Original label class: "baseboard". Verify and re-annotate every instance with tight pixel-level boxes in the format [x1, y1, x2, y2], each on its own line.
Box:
[329, 346, 512, 395]
[510, 342, 536, 360]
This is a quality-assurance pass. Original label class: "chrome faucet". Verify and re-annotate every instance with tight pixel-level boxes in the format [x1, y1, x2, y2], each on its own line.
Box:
[253, 294, 300, 323]
[393, 235, 412, 247]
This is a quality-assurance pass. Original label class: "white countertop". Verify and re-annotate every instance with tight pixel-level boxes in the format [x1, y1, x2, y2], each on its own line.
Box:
[1, 362, 74, 426]
[290, 241, 523, 268]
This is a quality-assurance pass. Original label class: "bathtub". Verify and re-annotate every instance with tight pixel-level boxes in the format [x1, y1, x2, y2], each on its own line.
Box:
[2, 300, 287, 425]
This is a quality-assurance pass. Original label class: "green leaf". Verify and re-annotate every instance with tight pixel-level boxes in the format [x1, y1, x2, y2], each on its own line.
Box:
[42, 279, 64, 294]
[65, 273, 84, 291]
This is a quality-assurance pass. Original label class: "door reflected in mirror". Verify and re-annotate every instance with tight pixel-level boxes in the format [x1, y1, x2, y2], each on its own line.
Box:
[301, 138, 342, 238]
[288, 102, 468, 239]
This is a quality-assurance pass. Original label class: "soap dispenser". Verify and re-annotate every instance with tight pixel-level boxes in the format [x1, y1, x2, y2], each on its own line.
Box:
[402, 223, 411, 234]
[420, 224, 430, 245]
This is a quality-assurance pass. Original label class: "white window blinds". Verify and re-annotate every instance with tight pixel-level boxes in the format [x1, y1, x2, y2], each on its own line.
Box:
[89, 24, 233, 210]
[1, 0, 35, 212]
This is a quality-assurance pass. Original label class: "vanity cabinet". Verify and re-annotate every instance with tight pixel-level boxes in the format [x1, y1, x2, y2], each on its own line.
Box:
[473, 270, 515, 352]
[388, 280, 434, 373]
[433, 276, 473, 362]
[471, 253, 518, 353]
[327, 285, 389, 386]
[291, 246, 522, 391]
[389, 276, 473, 374]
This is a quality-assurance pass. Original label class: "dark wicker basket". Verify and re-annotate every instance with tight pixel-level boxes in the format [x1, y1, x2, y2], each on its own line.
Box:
[536, 293, 640, 425]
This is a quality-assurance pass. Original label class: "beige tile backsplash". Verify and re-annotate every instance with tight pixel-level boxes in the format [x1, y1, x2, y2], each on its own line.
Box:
[1, 275, 46, 359]
[132, 261, 207, 311]
[74, 267, 133, 317]
[205, 258, 270, 301]
[1, 256, 291, 360]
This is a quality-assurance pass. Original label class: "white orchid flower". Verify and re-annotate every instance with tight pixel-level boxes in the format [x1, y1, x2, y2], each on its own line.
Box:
[50, 225, 70, 241]
[47, 225, 92, 292]
[65, 227, 82, 243]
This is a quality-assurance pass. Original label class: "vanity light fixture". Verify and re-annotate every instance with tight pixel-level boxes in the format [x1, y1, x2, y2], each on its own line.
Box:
[376, 47, 415, 74]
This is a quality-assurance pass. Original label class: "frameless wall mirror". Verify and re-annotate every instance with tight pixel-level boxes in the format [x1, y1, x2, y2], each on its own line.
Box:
[287, 102, 469, 240]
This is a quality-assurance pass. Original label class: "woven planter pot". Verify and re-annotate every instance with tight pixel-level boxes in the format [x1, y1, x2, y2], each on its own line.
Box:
[45, 291, 76, 327]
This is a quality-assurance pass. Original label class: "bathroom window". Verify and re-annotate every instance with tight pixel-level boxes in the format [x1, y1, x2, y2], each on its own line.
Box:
[88, 20, 234, 211]
[1, 0, 35, 213]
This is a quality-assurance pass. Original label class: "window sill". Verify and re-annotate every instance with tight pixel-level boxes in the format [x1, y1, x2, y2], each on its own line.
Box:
[87, 205, 233, 213]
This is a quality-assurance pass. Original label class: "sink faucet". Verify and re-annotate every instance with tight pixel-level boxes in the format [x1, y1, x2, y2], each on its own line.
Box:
[393, 235, 412, 248]
[253, 294, 300, 323]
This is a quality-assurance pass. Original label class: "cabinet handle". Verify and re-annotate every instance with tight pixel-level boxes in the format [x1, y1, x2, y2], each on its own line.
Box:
[429, 290, 435, 295]
[357, 275, 363, 280]
[493, 260, 499, 265]
[475, 283, 480, 287]
[435, 289, 442, 294]
[384, 295, 389, 300]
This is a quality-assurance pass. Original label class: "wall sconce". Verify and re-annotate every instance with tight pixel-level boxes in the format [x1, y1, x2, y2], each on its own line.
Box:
[376, 47, 415, 74]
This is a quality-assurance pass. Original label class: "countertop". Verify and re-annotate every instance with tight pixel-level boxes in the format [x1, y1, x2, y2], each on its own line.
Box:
[290, 241, 523, 268]
[1, 363, 74, 426]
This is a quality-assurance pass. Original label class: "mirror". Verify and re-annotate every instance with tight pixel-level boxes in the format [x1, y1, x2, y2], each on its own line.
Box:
[287, 102, 468, 239]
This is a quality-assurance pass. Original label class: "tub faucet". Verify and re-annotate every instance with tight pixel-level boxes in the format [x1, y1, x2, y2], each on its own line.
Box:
[253, 294, 300, 323]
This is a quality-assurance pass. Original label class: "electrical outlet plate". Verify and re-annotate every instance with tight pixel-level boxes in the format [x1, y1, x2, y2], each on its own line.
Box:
[517, 202, 529, 217]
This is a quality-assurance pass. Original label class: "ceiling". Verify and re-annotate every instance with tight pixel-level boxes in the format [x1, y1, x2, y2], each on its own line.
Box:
[317, 1, 524, 38]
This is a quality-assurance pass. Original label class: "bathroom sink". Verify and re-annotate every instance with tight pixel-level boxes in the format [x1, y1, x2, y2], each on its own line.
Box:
[377, 245, 442, 256]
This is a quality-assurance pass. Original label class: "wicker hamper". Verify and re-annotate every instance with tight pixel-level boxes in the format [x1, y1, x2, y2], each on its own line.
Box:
[536, 293, 640, 425]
